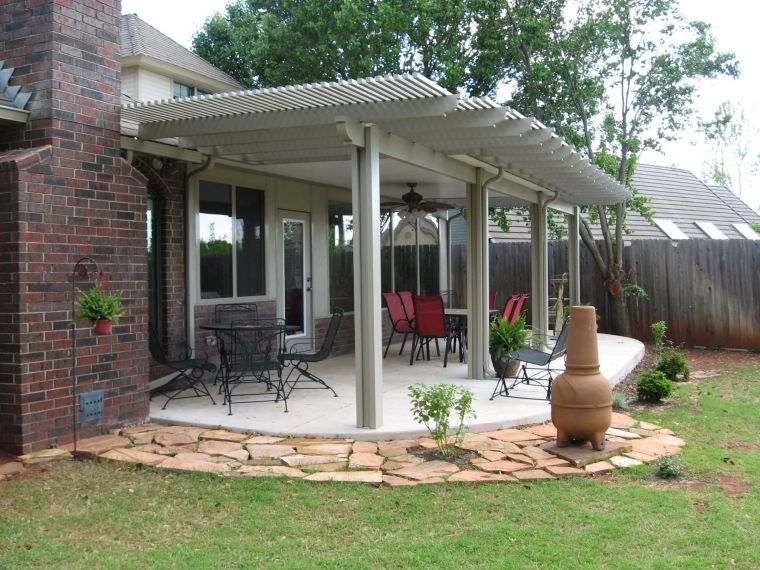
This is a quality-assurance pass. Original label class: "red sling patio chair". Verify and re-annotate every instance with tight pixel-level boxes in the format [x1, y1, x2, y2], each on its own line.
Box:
[501, 293, 529, 324]
[382, 292, 415, 357]
[409, 295, 459, 367]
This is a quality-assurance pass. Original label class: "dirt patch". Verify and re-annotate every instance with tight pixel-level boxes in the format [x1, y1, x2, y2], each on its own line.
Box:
[717, 474, 752, 498]
[408, 446, 479, 469]
[646, 478, 706, 492]
[724, 442, 760, 452]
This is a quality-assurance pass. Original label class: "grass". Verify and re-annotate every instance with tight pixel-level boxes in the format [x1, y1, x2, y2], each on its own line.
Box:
[1, 365, 758, 569]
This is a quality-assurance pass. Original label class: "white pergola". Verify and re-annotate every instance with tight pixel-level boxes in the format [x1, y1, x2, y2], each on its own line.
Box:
[123, 74, 628, 430]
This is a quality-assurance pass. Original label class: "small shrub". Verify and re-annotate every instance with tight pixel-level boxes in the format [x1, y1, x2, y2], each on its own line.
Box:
[656, 347, 690, 381]
[656, 455, 683, 479]
[408, 384, 475, 455]
[611, 392, 629, 411]
[650, 320, 668, 351]
[636, 370, 673, 403]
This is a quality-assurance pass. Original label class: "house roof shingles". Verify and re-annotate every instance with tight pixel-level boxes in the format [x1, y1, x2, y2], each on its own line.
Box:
[120, 14, 242, 90]
[483, 163, 760, 243]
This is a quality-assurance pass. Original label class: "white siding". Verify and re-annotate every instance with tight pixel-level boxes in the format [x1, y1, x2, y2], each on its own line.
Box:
[138, 68, 172, 102]
[122, 67, 138, 101]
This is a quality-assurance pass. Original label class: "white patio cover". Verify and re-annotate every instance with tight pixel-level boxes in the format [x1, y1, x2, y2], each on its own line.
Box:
[122, 74, 628, 206]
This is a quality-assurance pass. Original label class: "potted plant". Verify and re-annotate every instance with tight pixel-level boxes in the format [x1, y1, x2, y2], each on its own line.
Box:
[74, 279, 124, 335]
[489, 315, 529, 378]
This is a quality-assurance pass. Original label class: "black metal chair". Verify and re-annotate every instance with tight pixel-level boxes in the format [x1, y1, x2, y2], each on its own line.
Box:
[279, 310, 343, 399]
[490, 320, 571, 401]
[148, 326, 216, 409]
[214, 302, 258, 324]
[219, 319, 288, 415]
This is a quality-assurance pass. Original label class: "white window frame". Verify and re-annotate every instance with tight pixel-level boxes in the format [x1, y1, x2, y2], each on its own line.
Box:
[190, 169, 275, 306]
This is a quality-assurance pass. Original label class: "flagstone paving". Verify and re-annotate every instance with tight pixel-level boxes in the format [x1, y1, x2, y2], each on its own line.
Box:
[4, 415, 685, 486]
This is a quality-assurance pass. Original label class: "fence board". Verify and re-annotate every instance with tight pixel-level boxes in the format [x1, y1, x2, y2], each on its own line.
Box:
[450, 239, 760, 349]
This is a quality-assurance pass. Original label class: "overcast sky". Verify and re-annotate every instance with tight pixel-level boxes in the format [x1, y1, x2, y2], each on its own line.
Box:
[122, 0, 760, 211]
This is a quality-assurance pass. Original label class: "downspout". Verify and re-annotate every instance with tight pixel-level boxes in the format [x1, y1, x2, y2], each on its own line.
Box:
[184, 155, 215, 352]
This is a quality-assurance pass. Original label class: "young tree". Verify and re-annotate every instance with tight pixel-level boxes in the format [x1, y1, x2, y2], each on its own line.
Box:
[699, 102, 759, 199]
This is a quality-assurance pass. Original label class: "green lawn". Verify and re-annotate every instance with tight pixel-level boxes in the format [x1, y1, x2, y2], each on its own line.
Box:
[1, 365, 758, 569]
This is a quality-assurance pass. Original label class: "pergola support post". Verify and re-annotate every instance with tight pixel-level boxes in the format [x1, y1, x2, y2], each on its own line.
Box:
[530, 202, 549, 337]
[567, 206, 581, 306]
[351, 124, 383, 428]
[467, 168, 489, 379]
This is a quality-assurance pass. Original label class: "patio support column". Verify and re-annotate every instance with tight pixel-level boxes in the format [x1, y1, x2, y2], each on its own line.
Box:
[530, 201, 549, 336]
[467, 168, 489, 379]
[351, 124, 383, 428]
[567, 206, 581, 306]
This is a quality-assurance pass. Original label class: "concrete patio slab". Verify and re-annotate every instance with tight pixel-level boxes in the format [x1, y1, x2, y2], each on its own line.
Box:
[151, 333, 644, 440]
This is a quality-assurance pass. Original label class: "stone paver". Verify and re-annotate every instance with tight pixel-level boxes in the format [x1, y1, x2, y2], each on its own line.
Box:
[348, 452, 385, 470]
[238, 465, 306, 478]
[81, 412, 684, 487]
[389, 460, 459, 481]
[198, 440, 249, 461]
[246, 444, 296, 459]
[100, 448, 165, 466]
[584, 461, 615, 474]
[199, 429, 248, 443]
[304, 471, 383, 484]
[476, 460, 529, 474]
[0, 462, 25, 479]
[513, 469, 556, 481]
[18, 448, 72, 465]
[542, 441, 631, 467]
[71, 434, 131, 456]
[448, 470, 515, 483]
[609, 455, 643, 468]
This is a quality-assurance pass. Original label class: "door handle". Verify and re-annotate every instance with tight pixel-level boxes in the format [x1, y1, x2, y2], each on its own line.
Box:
[306, 277, 312, 292]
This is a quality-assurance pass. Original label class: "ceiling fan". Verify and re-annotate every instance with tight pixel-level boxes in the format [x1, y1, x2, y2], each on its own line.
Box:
[381, 183, 454, 215]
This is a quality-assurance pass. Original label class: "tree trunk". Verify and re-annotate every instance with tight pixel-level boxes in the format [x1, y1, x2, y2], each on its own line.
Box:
[606, 275, 631, 337]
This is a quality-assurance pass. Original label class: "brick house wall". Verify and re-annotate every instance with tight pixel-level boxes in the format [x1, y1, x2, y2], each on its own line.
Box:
[0, 0, 150, 454]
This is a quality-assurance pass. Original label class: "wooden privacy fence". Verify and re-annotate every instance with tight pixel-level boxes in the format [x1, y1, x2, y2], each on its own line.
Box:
[450, 239, 760, 350]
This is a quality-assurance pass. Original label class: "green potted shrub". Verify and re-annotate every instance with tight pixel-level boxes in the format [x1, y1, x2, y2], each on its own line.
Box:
[74, 281, 124, 335]
[489, 315, 530, 378]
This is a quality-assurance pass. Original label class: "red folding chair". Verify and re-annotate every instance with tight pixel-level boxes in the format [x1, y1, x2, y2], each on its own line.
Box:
[501, 293, 528, 324]
[410, 295, 458, 367]
[382, 292, 415, 357]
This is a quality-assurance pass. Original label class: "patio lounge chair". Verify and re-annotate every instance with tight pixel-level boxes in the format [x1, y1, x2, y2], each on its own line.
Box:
[383, 292, 414, 357]
[279, 309, 343, 399]
[409, 295, 460, 367]
[148, 326, 217, 409]
[489, 319, 570, 401]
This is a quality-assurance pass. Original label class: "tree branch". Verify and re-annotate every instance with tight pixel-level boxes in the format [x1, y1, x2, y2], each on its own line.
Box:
[579, 215, 608, 277]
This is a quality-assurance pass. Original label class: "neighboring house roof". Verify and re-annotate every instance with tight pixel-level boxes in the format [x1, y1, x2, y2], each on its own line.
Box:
[707, 184, 760, 224]
[120, 14, 242, 91]
[0, 60, 31, 124]
[479, 163, 760, 243]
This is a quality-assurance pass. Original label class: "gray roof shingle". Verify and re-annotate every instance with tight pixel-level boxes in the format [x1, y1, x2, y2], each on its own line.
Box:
[478, 163, 759, 243]
[121, 14, 242, 90]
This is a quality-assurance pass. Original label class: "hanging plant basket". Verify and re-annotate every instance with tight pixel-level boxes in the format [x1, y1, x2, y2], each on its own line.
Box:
[73, 274, 124, 336]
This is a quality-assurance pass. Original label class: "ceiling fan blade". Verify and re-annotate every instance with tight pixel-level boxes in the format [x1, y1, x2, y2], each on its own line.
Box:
[420, 200, 455, 212]
[380, 201, 406, 207]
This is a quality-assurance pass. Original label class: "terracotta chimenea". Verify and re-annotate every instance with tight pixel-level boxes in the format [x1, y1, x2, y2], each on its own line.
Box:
[551, 306, 612, 450]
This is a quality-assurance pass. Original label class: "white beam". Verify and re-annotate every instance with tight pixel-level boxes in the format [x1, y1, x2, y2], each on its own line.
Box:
[530, 202, 549, 337]
[352, 125, 383, 428]
[120, 136, 206, 163]
[568, 206, 581, 306]
[467, 168, 489, 379]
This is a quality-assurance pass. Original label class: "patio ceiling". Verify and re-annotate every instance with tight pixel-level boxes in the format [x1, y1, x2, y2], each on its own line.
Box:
[122, 74, 628, 207]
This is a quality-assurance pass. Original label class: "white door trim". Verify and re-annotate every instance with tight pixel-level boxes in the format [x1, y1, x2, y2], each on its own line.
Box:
[277, 210, 312, 343]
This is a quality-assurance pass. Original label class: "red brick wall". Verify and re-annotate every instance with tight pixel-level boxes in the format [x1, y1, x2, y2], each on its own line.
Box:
[314, 309, 394, 356]
[0, 0, 149, 454]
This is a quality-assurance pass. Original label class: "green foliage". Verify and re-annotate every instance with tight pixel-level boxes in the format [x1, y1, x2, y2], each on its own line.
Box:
[656, 455, 683, 480]
[650, 320, 668, 350]
[408, 383, 474, 455]
[611, 392, 629, 411]
[489, 315, 529, 361]
[74, 284, 124, 324]
[656, 348, 690, 382]
[623, 284, 648, 300]
[752, 222, 760, 234]
[199, 239, 232, 256]
[636, 370, 673, 403]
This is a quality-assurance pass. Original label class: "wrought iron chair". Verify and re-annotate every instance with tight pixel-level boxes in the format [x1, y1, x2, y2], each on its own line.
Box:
[219, 319, 287, 415]
[382, 292, 414, 357]
[490, 319, 571, 401]
[409, 295, 461, 367]
[148, 326, 216, 409]
[214, 302, 258, 324]
[279, 310, 343, 399]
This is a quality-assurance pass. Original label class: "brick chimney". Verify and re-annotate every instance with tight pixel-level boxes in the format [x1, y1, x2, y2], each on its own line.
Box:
[0, 0, 149, 454]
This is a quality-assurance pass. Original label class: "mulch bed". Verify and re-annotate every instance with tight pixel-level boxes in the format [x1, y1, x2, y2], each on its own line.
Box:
[408, 445, 479, 469]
